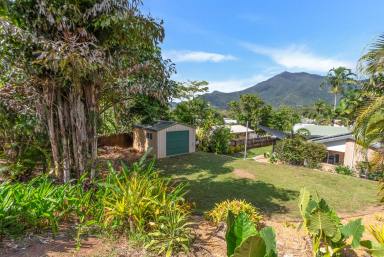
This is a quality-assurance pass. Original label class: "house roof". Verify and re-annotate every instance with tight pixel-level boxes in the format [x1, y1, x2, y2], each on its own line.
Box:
[311, 132, 354, 143]
[229, 125, 254, 134]
[293, 124, 351, 138]
[134, 120, 193, 132]
[258, 125, 288, 139]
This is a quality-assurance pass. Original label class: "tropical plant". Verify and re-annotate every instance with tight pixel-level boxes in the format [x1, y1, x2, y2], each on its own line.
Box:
[321, 67, 357, 110]
[264, 152, 278, 164]
[335, 166, 353, 176]
[360, 224, 384, 257]
[299, 188, 364, 256]
[225, 211, 277, 257]
[206, 199, 262, 226]
[100, 160, 192, 255]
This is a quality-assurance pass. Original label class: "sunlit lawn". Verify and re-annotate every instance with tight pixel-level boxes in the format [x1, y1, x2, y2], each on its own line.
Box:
[157, 152, 379, 219]
[231, 145, 273, 159]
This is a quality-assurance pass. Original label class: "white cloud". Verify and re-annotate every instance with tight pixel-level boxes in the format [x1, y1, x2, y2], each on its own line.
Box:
[241, 43, 354, 72]
[164, 50, 237, 63]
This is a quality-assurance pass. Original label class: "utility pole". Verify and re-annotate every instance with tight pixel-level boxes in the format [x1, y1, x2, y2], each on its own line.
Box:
[244, 121, 248, 160]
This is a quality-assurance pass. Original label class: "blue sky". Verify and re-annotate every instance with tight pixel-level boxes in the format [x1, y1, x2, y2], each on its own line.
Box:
[143, 0, 384, 92]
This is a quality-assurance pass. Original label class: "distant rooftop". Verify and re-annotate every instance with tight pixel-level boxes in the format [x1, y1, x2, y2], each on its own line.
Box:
[293, 123, 351, 138]
[229, 124, 254, 134]
[134, 120, 178, 131]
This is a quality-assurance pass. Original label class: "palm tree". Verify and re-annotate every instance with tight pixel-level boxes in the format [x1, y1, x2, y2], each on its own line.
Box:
[354, 34, 384, 176]
[321, 67, 357, 110]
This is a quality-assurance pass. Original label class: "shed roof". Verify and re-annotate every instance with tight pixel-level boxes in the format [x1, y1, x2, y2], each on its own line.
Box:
[134, 120, 179, 132]
[258, 125, 288, 139]
[135, 120, 194, 132]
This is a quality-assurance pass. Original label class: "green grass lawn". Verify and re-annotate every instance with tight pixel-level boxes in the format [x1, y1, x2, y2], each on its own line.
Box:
[157, 152, 379, 219]
[232, 145, 273, 159]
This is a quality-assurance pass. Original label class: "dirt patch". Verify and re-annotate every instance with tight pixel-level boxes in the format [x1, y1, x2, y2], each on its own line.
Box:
[232, 169, 256, 180]
[253, 154, 269, 163]
[1, 211, 382, 257]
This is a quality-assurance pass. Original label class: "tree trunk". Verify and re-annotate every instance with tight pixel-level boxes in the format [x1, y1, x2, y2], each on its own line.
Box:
[334, 94, 337, 111]
[57, 92, 71, 183]
[84, 84, 98, 179]
[43, 85, 61, 179]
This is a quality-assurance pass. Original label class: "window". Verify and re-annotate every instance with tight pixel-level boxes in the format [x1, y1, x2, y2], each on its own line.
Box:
[146, 132, 153, 140]
[326, 153, 340, 165]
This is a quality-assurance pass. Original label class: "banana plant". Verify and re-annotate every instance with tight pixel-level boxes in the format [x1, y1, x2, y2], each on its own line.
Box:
[299, 188, 364, 256]
[226, 211, 277, 257]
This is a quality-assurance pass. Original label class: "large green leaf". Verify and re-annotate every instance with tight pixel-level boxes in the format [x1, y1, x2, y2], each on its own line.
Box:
[361, 240, 384, 257]
[307, 210, 337, 238]
[259, 227, 277, 257]
[298, 188, 311, 218]
[226, 212, 258, 256]
[341, 218, 364, 248]
[232, 235, 266, 257]
[226, 211, 237, 257]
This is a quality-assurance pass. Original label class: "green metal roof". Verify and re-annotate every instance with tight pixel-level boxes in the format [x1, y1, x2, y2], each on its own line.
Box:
[294, 125, 351, 138]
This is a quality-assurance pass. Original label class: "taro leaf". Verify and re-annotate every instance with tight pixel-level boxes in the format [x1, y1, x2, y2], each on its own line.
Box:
[307, 210, 337, 238]
[226, 211, 237, 257]
[341, 219, 364, 248]
[226, 212, 258, 257]
[298, 188, 311, 219]
[232, 235, 266, 257]
[259, 227, 277, 257]
[361, 240, 384, 257]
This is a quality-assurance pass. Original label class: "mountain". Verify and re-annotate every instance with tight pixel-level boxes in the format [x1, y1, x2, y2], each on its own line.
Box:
[200, 71, 333, 109]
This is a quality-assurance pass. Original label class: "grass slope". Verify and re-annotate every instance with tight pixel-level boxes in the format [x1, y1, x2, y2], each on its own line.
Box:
[157, 152, 379, 219]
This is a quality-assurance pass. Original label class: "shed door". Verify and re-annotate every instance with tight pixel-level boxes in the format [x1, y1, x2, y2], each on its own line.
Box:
[166, 130, 189, 156]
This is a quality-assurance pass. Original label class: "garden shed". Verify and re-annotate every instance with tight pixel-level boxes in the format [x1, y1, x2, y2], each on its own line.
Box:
[133, 121, 196, 158]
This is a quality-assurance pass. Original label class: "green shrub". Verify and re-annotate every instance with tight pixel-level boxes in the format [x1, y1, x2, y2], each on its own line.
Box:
[206, 199, 262, 226]
[335, 165, 353, 176]
[303, 141, 327, 168]
[209, 126, 232, 154]
[299, 188, 365, 256]
[225, 211, 277, 257]
[275, 137, 326, 168]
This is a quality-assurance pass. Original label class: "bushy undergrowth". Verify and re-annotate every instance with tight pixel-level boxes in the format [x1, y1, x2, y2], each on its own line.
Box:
[0, 159, 192, 256]
[275, 137, 327, 168]
[206, 199, 262, 226]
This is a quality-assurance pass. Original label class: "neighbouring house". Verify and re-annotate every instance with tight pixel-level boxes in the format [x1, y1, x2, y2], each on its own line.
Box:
[133, 120, 196, 159]
[311, 133, 382, 170]
[261, 123, 383, 171]
[229, 124, 257, 140]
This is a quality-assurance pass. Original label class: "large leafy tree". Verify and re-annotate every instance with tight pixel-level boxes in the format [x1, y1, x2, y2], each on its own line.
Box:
[321, 67, 357, 110]
[268, 106, 300, 133]
[228, 94, 271, 129]
[0, 0, 175, 182]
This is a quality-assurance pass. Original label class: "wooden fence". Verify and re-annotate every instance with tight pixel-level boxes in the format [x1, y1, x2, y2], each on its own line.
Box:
[230, 136, 275, 148]
[98, 133, 133, 148]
